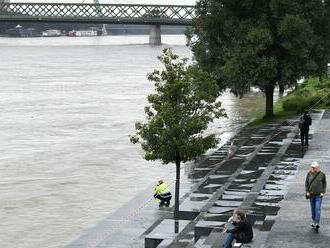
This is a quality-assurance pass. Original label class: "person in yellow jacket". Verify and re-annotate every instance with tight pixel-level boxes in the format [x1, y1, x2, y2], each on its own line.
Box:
[154, 179, 172, 207]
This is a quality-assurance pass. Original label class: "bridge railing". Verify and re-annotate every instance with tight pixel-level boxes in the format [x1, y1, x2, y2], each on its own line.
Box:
[0, 3, 195, 25]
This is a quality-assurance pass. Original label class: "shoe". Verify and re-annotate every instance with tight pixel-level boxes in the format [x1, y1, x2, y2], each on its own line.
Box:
[165, 202, 170, 207]
[311, 223, 315, 228]
[315, 224, 320, 230]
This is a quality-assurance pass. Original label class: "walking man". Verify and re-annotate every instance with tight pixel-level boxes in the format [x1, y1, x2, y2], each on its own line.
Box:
[154, 179, 172, 207]
[299, 111, 312, 147]
[305, 161, 327, 230]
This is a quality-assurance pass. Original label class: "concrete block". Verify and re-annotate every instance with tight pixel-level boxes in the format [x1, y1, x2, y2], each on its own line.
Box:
[194, 220, 225, 241]
[145, 219, 190, 248]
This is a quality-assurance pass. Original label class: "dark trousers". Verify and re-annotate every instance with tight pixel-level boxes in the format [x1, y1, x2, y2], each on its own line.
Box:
[155, 193, 172, 206]
[300, 128, 309, 146]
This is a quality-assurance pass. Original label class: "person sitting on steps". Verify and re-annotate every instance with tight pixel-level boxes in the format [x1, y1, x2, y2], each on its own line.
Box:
[223, 209, 253, 248]
[154, 179, 172, 207]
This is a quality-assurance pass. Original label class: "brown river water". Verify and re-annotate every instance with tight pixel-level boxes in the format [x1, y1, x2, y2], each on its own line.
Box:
[0, 35, 269, 247]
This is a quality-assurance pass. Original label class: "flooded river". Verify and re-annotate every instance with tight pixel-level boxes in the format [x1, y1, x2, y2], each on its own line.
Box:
[0, 35, 268, 247]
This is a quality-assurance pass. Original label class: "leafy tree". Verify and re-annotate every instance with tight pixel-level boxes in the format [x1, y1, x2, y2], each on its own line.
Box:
[130, 48, 226, 233]
[188, 0, 330, 118]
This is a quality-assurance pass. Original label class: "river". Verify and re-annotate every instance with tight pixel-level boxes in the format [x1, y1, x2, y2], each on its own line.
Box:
[0, 35, 267, 248]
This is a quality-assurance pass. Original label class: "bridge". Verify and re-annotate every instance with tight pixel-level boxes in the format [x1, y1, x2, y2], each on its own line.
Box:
[0, 1, 195, 45]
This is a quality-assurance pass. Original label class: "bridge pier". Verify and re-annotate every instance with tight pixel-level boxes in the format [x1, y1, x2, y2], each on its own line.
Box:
[149, 25, 161, 46]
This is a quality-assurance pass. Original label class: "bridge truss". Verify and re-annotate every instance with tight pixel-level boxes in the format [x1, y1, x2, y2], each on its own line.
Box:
[0, 2, 195, 25]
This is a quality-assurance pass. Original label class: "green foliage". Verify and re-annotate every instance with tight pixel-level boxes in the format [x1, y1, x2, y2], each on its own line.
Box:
[253, 76, 330, 124]
[189, 0, 330, 117]
[282, 95, 309, 113]
[130, 48, 226, 165]
[280, 77, 330, 113]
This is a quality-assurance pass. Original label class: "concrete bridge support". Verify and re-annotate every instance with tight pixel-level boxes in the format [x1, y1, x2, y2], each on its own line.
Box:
[149, 25, 161, 45]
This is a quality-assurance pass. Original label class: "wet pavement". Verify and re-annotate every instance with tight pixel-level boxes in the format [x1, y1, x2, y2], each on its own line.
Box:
[68, 110, 329, 248]
[263, 110, 330, 248]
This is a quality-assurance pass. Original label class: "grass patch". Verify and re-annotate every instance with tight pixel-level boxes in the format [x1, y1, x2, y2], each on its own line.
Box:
[252, 76, 330, 125]
[280, 77, 330, 113]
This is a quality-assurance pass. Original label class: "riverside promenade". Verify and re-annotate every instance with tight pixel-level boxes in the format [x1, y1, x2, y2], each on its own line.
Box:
[263, 110, 330, 248]
[69, 110, 329, 248]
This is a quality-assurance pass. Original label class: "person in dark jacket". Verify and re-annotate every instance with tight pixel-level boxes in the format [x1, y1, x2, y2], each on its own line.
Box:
[305, 161, 327, 230]
[223, 209, 253, 248]
[299, 111, 312, 146]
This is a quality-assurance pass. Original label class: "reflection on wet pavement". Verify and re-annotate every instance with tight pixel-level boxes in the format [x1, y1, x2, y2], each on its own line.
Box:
[145, 112, 323, 247]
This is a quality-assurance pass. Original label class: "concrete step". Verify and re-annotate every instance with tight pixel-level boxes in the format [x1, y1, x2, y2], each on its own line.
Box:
[194, 236, 212, 248]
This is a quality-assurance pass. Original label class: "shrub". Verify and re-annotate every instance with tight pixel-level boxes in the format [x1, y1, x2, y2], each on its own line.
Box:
[274, 76, 330, 121]
[307, 94, 320, 106]
[282, 95, 309, 113]
[307, 92, 326, 107]
[294, 88, 312, 97]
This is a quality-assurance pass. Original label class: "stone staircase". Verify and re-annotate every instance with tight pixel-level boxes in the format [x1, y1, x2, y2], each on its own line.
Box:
[144, 114, 317, 248]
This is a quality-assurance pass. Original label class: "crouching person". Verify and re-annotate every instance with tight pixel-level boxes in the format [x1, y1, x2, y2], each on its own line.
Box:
[223, 209, 253, 248]
[154, 180, 172, 207]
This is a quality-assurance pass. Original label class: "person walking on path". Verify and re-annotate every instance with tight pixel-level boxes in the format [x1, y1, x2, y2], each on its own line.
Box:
[154, 179, 172, 207]
[223, 209, 253, 248]
[299, 111, 312, 147]
[305, 161, 327, 230]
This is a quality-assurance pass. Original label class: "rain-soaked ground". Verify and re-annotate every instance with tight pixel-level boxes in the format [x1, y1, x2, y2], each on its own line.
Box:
[263, 110, 330, 248]
[142, 110, 324, 248]
[69, 110, 325, 248]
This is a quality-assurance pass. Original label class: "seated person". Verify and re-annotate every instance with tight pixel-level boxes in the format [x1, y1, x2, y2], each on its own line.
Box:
[223, 209, 253, 248]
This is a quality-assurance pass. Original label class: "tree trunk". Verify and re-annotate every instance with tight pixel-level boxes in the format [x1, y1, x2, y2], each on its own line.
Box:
[174, 161, 180, 233]
[279, 84, 284, 98]
[264, 84, 274, 119]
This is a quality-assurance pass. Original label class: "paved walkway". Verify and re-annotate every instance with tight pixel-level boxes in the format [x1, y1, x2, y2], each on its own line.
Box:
[69, 110, 330, 248]
[263, 110, 330, 248]
[68, 174, 194, 248]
